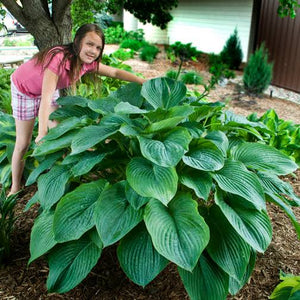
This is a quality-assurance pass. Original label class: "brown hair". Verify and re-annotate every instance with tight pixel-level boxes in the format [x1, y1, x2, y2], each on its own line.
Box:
[34, 24, 105, 84]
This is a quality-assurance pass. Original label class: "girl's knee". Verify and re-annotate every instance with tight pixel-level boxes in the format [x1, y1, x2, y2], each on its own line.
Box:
[14, 141, 31, 155]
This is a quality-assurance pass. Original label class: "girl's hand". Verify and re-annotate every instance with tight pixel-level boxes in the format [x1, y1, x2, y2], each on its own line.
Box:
[35, 133, 46, 144]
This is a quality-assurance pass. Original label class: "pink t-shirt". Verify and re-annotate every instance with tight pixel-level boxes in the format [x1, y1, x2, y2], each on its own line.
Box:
[12, 50, 98, 97]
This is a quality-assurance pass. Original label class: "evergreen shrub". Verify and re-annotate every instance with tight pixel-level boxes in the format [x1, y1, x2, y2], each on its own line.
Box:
[243, 44, 273, 95]
[220, 28, 243, 70]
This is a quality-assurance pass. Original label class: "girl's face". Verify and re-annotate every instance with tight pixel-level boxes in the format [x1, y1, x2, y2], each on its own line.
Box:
[79, 31, 103, 64]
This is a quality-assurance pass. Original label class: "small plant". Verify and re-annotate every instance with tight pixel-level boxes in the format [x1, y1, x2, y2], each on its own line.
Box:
[0, 68, 14, 114]
[103, 24, 127, 44]
[243, 43, 273, 95]
[248, 109, 300, 164]
[180, 71, 203, 85]
[120, 39, 142, 51]
[270, 271, 300, 300]
[220, 28, 243, 70]
[139, 44, 159, 63]
[166, 42, 200, 80]
[165, 69, 178, 80]
[0, 188, 19, 264]
[112, 48, 135, 61]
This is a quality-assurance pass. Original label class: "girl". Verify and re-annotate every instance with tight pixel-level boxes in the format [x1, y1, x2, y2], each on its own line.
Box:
[9, 23, 145, 195]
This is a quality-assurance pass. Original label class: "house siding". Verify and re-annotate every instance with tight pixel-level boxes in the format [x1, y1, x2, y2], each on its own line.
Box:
[167, 0, 253, 61]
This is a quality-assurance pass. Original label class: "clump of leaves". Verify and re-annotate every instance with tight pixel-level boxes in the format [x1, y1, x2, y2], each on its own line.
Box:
[243, 43, 273, 95]
[23, 77, 299, 298]
[112, 48, 135, 61]
[248, 109, 300, 164]
[270, 270, 300, 300]
[220, 28, 243, 70]
[120, 39, 142, 51]
[0, 188, 18, 264]
[139, 44, 159, 63]
[180, 71, 203, 85]
[0, 68, 14, 114]
[166, 41, 200, 80]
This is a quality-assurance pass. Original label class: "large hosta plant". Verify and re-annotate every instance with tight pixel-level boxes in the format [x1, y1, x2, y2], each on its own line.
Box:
[26, 77, 299, 299]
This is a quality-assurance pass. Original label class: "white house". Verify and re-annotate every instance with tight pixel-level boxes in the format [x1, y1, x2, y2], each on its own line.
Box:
[123, 0, 255, 62]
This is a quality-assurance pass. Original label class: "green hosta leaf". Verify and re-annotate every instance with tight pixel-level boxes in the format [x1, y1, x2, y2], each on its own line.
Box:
[117, 223, 168, 287]
[0, 164, 11, 185]
[111, 82, 143, 107]
[180, 121, 204, 139]
[101, 113, 133, 126]
[215, 190, 272, 253]
[138, 127, 192, 167]
[270, 276, 300, 300]
[26, 151, 64, 186]
[56, 95, 89, 107]
[230, 142, 298, 175]
[266, 193, 300, 239]
[205, 131, 229, 157]
[38, 165, 71, 210]
[53, 180, 107, 242]
[178, 253, 229, 300]
[189, 104, 223, 123]
[141, 77, 187, 109]
[71, 124, 119, 155]
[144, 194, 210, 271]
[94, 181, 143, 247]
[229, 248, 256, 295]
[71, 151, 106, 177]
[144, 105, 194, 133]
[183, 139, 224, 171]
[32, 131, 75, 157]
[50, 106, 98, 121]
[29, 209, 57, 264]
[44, 116, 90, 141]
[223, 111, 266, 129]
[125, 182, 150, 210]
[46, 230, 102, 293]
[126, 157, 178, 206]
[0, 149, 7, 164]
[87, 96, 120, 114]
[213, 159, 265, 211]
[114, 102, 148, 114]
[179, 167, 212, 201]
[205, 205, 251, 281]
[257, 171, 300, 206]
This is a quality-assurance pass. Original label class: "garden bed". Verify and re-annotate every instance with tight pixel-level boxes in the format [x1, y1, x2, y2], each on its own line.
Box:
[0, 45, 299, 299]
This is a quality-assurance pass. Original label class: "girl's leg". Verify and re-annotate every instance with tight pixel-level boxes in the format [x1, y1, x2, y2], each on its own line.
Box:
[9, 118, 35, 195]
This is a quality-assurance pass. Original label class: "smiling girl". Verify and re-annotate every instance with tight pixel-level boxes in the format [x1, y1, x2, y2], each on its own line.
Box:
[9, 23, 145, 195]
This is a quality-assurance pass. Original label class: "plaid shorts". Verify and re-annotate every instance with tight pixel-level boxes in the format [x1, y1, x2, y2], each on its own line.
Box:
[11, 80, 60, 120]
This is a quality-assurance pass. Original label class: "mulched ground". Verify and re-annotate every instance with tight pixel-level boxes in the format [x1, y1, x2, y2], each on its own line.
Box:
[0, 47, 299, 299]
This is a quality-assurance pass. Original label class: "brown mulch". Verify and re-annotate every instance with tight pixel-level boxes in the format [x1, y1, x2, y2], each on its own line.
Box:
[0, 47, 299, 300]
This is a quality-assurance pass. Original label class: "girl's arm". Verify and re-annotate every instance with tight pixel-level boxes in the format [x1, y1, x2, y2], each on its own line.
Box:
[97, 63, 146, 85]
[35, 68, 59, 143]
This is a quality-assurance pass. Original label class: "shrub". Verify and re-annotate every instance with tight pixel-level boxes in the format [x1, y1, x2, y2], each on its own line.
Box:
[20, 77, 299, 298]
[139, 44, 159, 63]
[120, 39, 142, 51]
[248, 109, 300, 164]
[243, 44, 273, 95]
[0, 68, 14, 114]
[220, 28, 243, 70]
[112, 48, 135, 61]
[103, 24, 127, 44]
[0, 188, 18, 264]
[180, 71, 203, 85]
[165, 69, 178, 80]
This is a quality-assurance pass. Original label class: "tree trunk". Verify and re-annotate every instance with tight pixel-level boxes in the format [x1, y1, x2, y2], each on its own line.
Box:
[0, 0, 73, 50]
